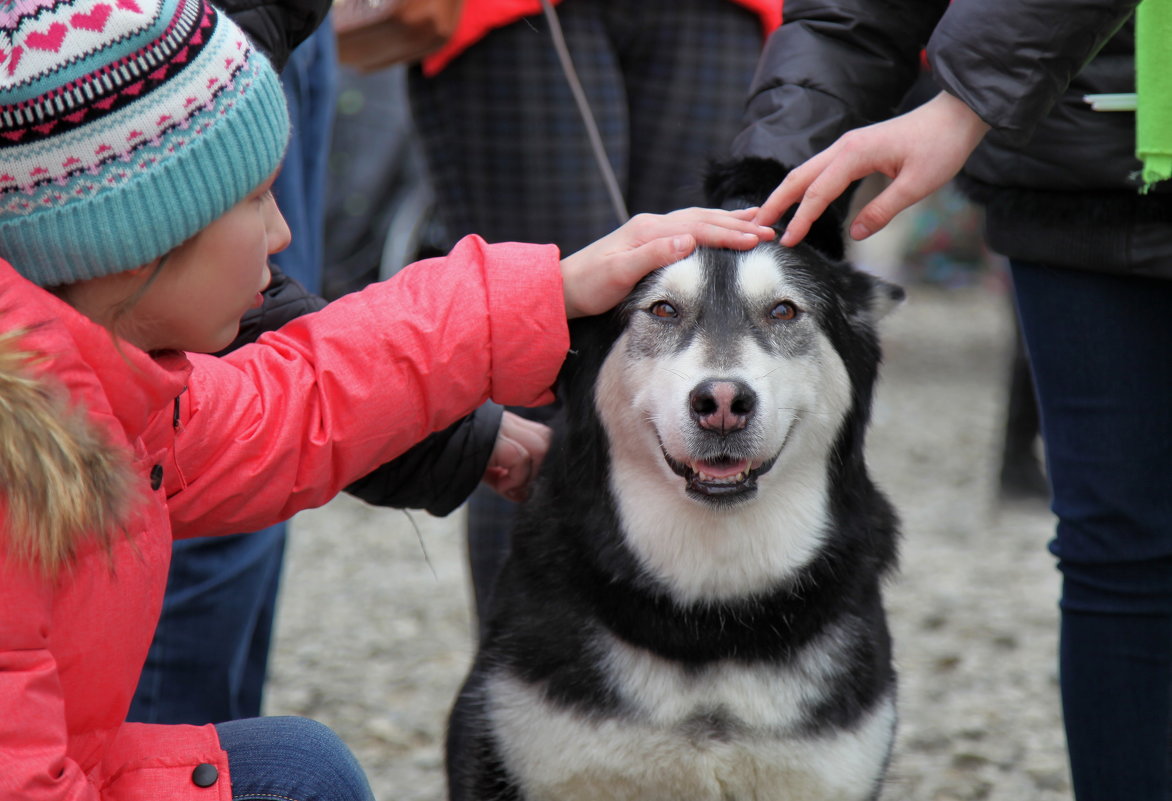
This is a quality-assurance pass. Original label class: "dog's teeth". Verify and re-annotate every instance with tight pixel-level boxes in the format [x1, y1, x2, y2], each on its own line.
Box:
[697, 471, 748, 485]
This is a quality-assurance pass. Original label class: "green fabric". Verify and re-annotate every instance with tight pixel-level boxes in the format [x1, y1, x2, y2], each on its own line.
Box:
[1136, 0, 1172, 192]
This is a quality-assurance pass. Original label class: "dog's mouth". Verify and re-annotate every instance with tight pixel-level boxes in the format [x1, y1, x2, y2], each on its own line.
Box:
[661, 449, 778, 503]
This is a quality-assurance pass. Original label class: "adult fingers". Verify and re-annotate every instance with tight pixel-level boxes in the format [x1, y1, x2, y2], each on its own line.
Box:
[753, 166, 817, 228]
[848, 174, 934, 241]
[777, 149, 866, 247]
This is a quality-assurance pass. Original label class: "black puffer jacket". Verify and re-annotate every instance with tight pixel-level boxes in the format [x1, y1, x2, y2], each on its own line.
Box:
[215, 0, 332, 71]
[221, 266, 502, 516]
[728, 0, 1172, 275]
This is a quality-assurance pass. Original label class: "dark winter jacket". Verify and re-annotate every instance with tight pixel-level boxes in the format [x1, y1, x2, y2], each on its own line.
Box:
[726, 0, 1172, 276]
[224, 265, 503, 516]
[214, 0, 331, 71]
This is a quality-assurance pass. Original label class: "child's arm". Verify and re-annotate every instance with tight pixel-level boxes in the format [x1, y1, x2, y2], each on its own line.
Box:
[166, 210, 771, 538]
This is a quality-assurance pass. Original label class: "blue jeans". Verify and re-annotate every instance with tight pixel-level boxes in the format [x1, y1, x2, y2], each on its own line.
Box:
[1011, 259, 1172, 800]
[216, 717, 374, 801]
[129, 24, 337, 725]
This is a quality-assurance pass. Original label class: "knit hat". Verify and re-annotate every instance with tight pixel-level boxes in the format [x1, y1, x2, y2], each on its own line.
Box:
[0, 0, 290, 287]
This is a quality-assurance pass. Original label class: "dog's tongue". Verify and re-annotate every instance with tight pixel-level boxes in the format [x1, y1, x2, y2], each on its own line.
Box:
[694, 458, 751, 479]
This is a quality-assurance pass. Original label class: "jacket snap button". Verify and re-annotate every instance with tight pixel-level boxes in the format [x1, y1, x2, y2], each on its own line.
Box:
[191, 762, 219, 787]
[149, 464, 163, 491]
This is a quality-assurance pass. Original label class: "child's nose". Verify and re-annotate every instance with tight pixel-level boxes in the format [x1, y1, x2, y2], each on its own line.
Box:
[267, 205, 292, 255]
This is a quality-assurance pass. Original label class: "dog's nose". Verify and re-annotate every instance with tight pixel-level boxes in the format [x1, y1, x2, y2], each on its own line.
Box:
[689, 380, 757, 434]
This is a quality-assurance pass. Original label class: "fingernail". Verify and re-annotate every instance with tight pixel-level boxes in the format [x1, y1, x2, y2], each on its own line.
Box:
[673, 235, 688, 252]
[850, 222, 871, 240]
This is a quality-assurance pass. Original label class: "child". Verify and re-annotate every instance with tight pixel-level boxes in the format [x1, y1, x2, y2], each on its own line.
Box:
[0, 0, 772, 797]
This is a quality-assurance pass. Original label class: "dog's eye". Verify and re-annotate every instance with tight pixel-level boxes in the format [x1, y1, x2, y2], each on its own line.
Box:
[771, 301, 798, 321]
[649, 301, 678, 319]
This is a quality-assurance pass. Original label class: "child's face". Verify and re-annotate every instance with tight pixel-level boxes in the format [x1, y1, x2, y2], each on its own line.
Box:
[117, 173, 290, 353]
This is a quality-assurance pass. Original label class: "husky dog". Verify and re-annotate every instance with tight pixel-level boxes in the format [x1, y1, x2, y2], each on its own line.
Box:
[446, 229, 905, 801]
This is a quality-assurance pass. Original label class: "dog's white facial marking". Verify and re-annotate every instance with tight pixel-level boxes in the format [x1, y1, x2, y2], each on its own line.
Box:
[486, 650, 896, 801]
[596, 251, 854, 602]
[735, 247, 791, 299]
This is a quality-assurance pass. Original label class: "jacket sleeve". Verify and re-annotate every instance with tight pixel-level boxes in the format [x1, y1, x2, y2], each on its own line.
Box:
[215, 0, 330, 72]
[731, 0, 949, 168]
[926, 0, 1140, 143]
[344, 404, 503, 516]
[733, 0, 1141, 162]
[164, 236, 566, 539]
[225, 265, 506, 515]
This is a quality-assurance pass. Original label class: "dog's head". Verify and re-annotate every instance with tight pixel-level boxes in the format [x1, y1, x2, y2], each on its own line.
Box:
[559, 238, 902, 511]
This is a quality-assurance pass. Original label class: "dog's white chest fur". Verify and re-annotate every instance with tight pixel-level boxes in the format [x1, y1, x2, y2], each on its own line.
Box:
[485, 630, 895, 801]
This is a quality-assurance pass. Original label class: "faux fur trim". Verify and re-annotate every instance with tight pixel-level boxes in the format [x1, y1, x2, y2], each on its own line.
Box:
[0, 328, 138, 576]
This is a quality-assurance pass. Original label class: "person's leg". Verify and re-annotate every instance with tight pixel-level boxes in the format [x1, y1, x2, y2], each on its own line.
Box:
[998, 308, 1048, 500]
[1010, 259, 1172, 800]
[610, 0, 762, 213]
[407, 2, 627, 255]
[408, 3, 627, 633]
[215, 716, 374, 801]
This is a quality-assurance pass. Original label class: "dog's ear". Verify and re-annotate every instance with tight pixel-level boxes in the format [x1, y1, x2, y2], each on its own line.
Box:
[840, 264, 905, 324]
[704, 156, 847, 262]
[867, 276, 906, 321]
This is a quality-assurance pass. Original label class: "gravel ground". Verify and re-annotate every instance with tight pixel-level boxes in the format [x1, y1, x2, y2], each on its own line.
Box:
[266, 281, 1070, 801]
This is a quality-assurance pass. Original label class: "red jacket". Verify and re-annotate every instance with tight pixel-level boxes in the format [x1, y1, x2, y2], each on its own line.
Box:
[422, 0, 782, 76]
[0, 236, 568, 801]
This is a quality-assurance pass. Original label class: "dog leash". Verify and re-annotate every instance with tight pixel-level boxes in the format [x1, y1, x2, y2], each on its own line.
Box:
[537, 0, 630, 225]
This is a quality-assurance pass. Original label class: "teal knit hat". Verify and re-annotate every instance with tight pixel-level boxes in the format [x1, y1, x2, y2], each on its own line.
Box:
[0, 0, 290, 286]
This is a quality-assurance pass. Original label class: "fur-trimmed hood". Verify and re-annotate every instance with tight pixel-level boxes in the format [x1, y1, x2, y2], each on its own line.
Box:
[0, 327, 137, 574]
[0, 262, 186, 575]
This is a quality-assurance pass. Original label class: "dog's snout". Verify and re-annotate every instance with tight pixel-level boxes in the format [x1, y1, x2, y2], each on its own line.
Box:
[689, 380, 757, 434]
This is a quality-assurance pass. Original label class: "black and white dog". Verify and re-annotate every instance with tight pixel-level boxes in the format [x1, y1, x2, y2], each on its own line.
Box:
[447, 168, 905, 801]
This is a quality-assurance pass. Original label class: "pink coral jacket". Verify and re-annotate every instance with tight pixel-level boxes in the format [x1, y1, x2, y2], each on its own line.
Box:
[421, 0, 782, 76]
[0, 236, 567, 801]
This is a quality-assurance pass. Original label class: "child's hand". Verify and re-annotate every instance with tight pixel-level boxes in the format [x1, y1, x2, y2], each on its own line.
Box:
[560, 208, 775, 319]
[482, 412, 552, 503]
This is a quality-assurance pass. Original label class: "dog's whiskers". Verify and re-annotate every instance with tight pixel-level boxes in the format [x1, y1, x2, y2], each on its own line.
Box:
[656, 366, 693, 381]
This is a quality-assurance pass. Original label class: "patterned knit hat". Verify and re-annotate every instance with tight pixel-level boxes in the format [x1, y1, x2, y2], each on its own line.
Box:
[0, 0, 289, 286]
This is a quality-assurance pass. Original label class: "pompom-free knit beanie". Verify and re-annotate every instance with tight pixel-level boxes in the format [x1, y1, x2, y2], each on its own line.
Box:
[0, 0, 289, 286]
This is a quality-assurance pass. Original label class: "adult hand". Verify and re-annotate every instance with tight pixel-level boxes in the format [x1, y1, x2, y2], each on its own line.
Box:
[561, 207, 774, 319]
[754, 91, 991, 247]
[482, 412, 552, 503]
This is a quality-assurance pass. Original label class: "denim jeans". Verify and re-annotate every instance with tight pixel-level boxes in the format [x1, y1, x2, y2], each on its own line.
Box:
[129, 24, 337, 725]
[1010, 259, 1172, 800]
[215, 717, 374, 801]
